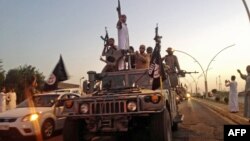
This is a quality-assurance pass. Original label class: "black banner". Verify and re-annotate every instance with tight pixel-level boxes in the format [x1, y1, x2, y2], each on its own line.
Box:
[43, 55, 68, 91]
[148, 42, 166, 90]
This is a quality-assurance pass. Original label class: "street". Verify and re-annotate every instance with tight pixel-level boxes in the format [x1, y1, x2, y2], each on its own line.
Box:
[42, 98, 235, 141]
[173, 98, 236, 141]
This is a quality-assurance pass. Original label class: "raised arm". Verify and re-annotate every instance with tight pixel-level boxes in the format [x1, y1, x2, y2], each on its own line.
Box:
[116, 0, 122, 29]
[237, 69, 247, 80]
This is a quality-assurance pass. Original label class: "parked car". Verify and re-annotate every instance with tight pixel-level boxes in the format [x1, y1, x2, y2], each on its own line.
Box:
[0, 92, 80, 140]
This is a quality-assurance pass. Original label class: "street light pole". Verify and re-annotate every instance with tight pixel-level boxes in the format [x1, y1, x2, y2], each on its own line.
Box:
[175, 50, 207, 97]
[242, 0, 250, 23]
[183, 77, 193, 94]
[189, 74, 199, 95]
[175, 44, 235, 98]
[204, 44, 235, 95]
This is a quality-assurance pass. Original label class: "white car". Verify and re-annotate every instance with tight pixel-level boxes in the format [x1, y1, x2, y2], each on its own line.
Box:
[0, 92, 80, 140]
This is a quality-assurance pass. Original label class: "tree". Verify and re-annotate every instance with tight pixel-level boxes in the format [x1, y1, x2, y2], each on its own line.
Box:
[0, 59, 5, 88]
[5, 65, 45, 103]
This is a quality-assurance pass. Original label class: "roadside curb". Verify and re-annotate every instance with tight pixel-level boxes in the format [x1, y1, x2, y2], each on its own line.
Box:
[192, 98, 250, 125]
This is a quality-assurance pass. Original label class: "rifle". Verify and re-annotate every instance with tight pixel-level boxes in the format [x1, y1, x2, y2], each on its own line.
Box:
[116, 0, 122, 29]
[100, 27, 109, 45]
[100, 27, 109, 56]
[117, 0, 121, 18]
[154, 23, 162, 43]
[178, 70, 199, 77]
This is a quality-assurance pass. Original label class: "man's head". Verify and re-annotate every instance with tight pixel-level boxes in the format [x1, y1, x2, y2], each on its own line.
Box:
[246, 65, 250, 73]
[120, 14, 127, 23]
[166, 47, 173, 55]
[139, 44, 146, 54]
[146, 47, 153, 54]
[129, 46, 134, 53]
[108, 38, 115, 45]
[231, 75, 236, 81]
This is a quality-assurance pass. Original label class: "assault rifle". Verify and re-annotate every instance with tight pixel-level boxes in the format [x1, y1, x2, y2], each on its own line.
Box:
[100, 27, 109, 45]
[116, 0, 122, 29]
[100, 27, 109, 57]
[154, 23, 162, 43]
[178, 70, 199, 77]
[117, 0, 121, 18]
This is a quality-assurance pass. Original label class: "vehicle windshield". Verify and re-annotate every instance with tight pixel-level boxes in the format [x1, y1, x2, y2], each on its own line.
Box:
[101, 70, 169, 90]
[102, 70, 152, 90]
[17, 94, 60, 108]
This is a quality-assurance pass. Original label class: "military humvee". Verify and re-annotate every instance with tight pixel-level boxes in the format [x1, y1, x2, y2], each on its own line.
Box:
[56, 67, 183, 141]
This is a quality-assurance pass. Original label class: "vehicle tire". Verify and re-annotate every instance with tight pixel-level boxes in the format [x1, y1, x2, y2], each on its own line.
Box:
[172, 122, 178, 131]
[150, 109, 172, 141]
[41, 119, 55, 139]
[63, 118, 91, 141]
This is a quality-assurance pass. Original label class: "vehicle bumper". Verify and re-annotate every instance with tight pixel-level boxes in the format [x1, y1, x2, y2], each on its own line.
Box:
[0, 121, 38, 137]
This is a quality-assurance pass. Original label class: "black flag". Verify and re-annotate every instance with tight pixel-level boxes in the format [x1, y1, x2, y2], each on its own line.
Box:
[43, 55, 68, 91]
[148, 42, 166, 90]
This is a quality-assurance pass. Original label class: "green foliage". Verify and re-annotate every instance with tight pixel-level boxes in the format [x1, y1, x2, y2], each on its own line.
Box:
[5, 65, 45, 103]
[0, 60, 5, 88]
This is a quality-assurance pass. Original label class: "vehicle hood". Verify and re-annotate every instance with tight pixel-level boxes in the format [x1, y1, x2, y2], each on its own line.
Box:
[0, 107, 51, 118]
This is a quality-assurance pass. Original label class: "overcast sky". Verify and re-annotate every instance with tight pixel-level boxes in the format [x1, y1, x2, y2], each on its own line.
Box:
[1, 0, 250, 92]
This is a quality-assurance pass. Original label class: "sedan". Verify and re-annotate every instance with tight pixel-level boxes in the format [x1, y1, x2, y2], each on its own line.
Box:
[0, 92, 80, 140]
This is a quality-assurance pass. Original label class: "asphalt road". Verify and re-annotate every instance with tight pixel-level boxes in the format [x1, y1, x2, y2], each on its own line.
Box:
[173, 98, 236, 141]
[2, 98, 235, 141]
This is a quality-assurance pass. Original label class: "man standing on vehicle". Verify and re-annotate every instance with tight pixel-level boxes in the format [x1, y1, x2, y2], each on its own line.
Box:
[162, 47, 181, 74]
[162, 47, 181, 87]
[117, 14, 129, 70]
[100, 38, 118, 72]
[135, 44, 149, 69]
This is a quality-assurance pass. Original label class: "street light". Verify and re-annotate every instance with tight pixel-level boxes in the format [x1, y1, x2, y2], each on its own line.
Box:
[175, 44, 235, 98]
[189, 74, 199, 95]
[182, 77, 193, 94]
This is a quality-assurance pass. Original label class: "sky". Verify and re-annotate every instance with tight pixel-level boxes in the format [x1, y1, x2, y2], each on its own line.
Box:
[1, 0, 250, 93]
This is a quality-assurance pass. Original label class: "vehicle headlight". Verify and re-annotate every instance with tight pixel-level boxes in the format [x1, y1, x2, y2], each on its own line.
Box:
[127, 101, 137, 112]
[22, 113, 39, 122]
[144, 94, 161, 104]
[186, 93, 191, 98]
[151, 94, 161, 103]
[80, 104, 89, 114]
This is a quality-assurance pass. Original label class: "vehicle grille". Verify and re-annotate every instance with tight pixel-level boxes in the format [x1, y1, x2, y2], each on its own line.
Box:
[0, 118, 17, 123]
[90, 100, 127, 114]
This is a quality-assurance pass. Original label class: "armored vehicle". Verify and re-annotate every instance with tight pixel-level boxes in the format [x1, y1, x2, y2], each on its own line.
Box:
[56, 65, 184, 141]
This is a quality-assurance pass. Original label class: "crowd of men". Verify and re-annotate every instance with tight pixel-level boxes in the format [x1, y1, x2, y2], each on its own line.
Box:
[100, 13, 181, 76]
[100, 37, 181, 76]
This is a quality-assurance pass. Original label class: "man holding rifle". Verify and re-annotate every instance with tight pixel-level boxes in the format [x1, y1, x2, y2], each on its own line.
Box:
[116, 0, 129, 70]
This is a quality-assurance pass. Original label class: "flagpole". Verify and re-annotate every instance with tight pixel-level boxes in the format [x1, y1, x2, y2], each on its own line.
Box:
[160, 76, 163, 96]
